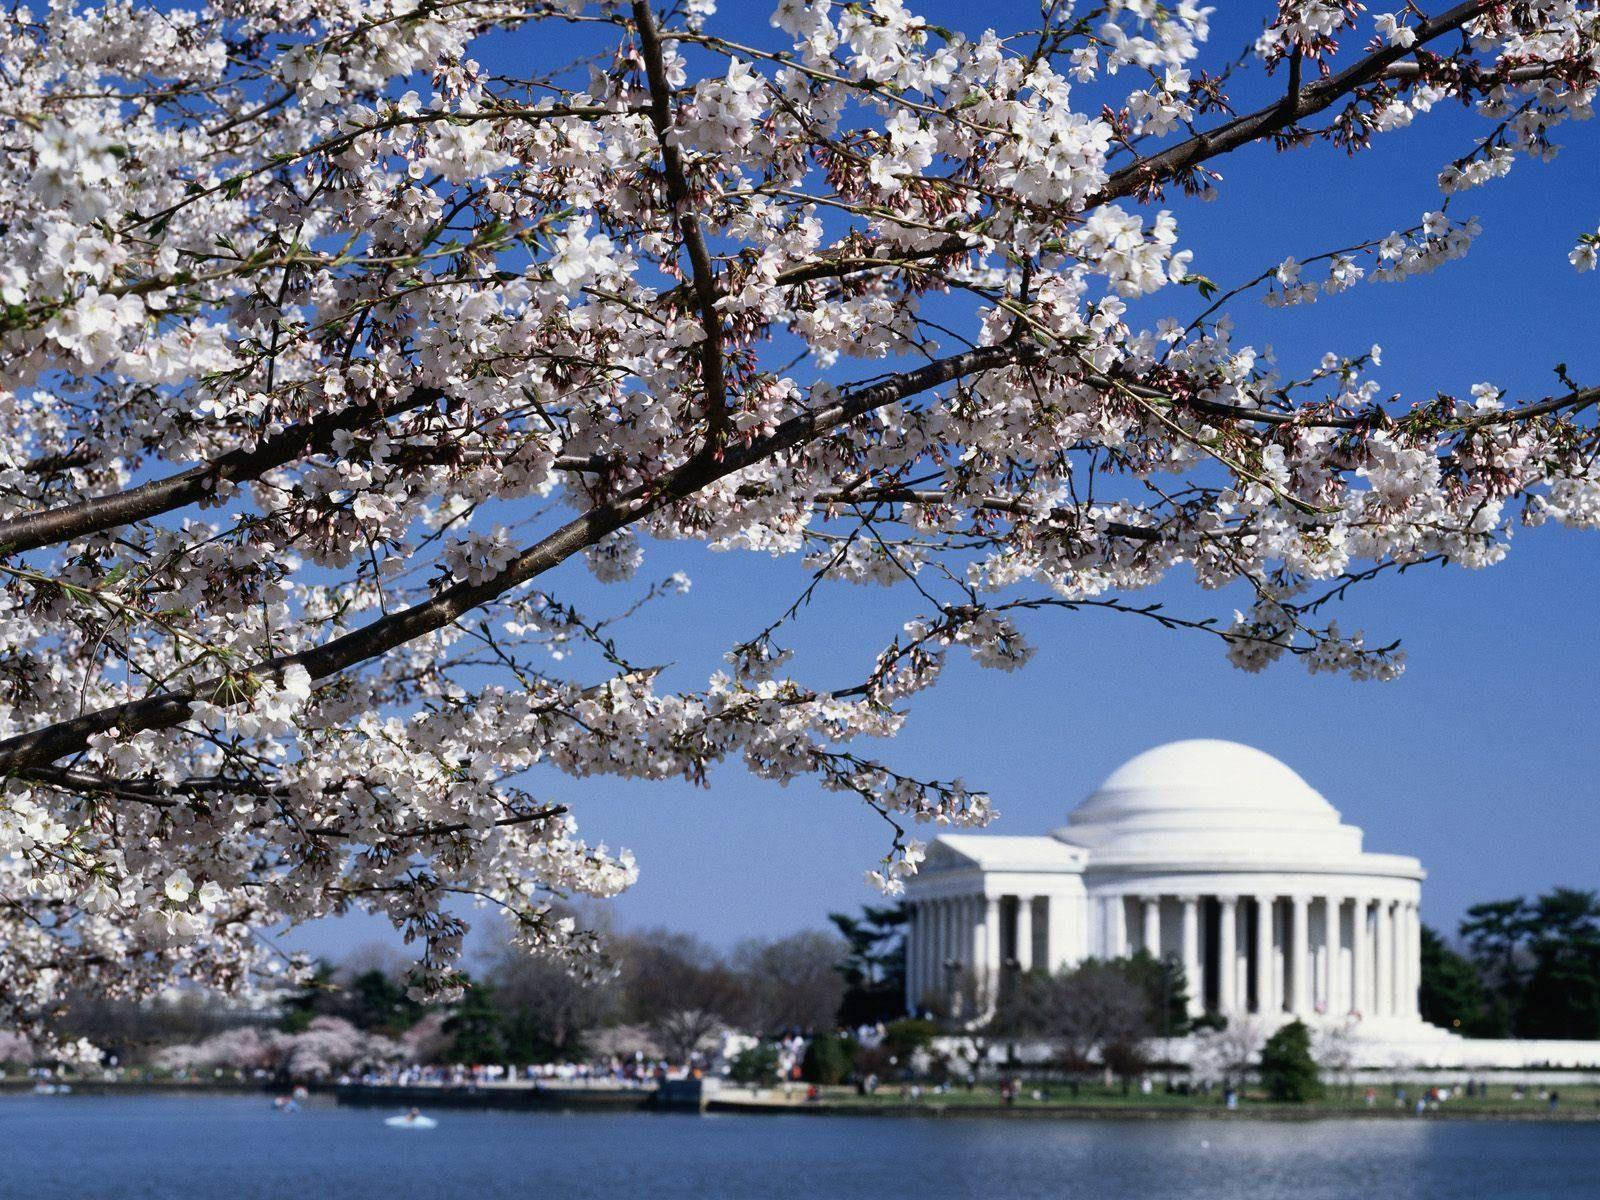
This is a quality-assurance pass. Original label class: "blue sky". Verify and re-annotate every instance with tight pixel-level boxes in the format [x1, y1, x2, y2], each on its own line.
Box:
[290, 2, 1600, 964]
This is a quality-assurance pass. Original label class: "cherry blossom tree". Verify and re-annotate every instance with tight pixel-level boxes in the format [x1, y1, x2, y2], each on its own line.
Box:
[2, 0, 1598, 1040]
[152, 1016, 405, 1078]
[1188, 1016, 1268, 1089]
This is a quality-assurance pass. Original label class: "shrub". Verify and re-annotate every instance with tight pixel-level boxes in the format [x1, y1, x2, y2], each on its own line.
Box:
[1258, 1020, 1322, 1102]
[728, 1044, 780, 1085]
[800, 1033, 852, 1085]
[882, 1018, 937, 1060]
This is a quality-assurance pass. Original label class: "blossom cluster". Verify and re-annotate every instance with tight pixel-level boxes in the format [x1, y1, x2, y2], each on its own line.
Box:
[0, 0, 1595, 1039]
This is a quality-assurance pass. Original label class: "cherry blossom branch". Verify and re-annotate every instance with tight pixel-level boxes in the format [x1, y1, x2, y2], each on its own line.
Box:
[0, 343, 1037, 772]
[0, 388, 444, 558]
[1093, 0, 1498, 203]
[632, 0, 731, 447]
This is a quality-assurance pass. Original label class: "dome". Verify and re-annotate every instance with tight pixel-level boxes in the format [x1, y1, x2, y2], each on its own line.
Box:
[1054, 739, 1364, 862]
[1089, 739, 1335, 817]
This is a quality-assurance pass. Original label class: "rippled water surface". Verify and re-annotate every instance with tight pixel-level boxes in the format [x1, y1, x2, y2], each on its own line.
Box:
[2, 1093, 1596, 1200]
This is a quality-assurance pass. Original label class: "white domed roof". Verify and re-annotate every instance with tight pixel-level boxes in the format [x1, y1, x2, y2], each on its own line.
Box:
[1055, 739, 1364, 862]
[1091, 739, 1335, 815]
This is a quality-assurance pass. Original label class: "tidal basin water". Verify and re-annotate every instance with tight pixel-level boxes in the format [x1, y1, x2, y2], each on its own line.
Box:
[3, 1093, 1597, 1200]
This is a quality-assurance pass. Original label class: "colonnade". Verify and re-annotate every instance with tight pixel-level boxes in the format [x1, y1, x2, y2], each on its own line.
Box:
[905, 893, 1001, 1012]
[907, 888, 1423, 1024]
[1098, 891, 1422, 1021]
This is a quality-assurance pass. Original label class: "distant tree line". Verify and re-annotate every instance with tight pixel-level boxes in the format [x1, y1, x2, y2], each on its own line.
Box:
[264, 904, 912, 1068]
[42, 884, 1600, 1072]
[1421, 888, 1600, 1040]
[324, 924, 852, 1066]
[43, 918, 853, 1069]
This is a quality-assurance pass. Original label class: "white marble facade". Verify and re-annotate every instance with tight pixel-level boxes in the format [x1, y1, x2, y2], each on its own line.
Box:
[905, 740, 1428, 1032]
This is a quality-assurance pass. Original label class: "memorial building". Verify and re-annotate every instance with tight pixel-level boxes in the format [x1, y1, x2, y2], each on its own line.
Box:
[904, 739, 1428, 1032]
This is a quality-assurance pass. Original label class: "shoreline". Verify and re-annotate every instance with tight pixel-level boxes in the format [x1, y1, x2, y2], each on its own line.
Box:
[705, 1095, 1600, 1122]
[8, 1078, 1599, 1122]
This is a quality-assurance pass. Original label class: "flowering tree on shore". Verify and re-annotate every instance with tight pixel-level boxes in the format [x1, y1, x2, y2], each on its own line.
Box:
[1, 0, 1598, 1038]
[152, 1016, 406, 1079]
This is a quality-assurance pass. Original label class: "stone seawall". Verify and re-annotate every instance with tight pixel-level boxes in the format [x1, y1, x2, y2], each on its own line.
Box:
[333, 1082, 656, 1112]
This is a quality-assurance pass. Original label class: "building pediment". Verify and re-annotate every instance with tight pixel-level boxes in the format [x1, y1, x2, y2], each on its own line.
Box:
[922, 840, 978, 872]
[928, 834, 1087, 875]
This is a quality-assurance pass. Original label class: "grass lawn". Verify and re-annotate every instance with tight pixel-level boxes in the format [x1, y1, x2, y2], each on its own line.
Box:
[756, 1081, 1600, 1116]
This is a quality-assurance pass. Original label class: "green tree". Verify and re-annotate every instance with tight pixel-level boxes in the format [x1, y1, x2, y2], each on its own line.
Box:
[445, 979, 505, 1064]
[800, 1032, 853, 1085]
[1461, 896, 1532, 1020]
[1518, 888, 1600, 1039]
[1458, 888, 1600, 1039]
[1419, 926, 1490, 1035]
[828, 902, 908, 1025]
[345, 969, 426, 1035]
[728, 1044, 780, 1085]
[277, 960, 336, 1033]
[498, 1005, 583, 1065]
[1122, 951, 1193, 1038]
[1259, 1020, 1322, 1102]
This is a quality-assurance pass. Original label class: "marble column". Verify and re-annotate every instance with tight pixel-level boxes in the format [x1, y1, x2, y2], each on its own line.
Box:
[955, 896, 968, 967]
[1389, 901, 1401, 1018]
[1254, 895, 1275, 1013]
[924, 901, 938, 1006]
[1414, 904, 1424, 1016]
[1325, 896, 1343, 1015]
[949, 897, 966, 1010]
[1396, 901, 1409, 1016]
[909, 903, 924, 1009]
[1045, 893, 1069, 972]
[1110, 895, 1128, 958]
[944, 897, 958, 975]
[1290, 895, 1311, 1015]
[969, 896, 983, 970]
[1016, 895, 1034, 971]
[964, 895, 975, 962]
[1375, 900, 1394, 1017]
[1404, 902, 1420, 1017]
[1350, 898, 1369, 1017]
[1142, 896, 1161, 958]
[1181, 896, 1202, 1017]
[1218, 896, 1238, 1014]
[1392, 902, 1407, 1017]
[982, 895, 1001, 1003]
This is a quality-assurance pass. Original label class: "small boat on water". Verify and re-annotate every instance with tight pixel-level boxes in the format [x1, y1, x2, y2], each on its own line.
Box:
[31, 1083, 71, 1095]
[384, 1108, 437, 1130]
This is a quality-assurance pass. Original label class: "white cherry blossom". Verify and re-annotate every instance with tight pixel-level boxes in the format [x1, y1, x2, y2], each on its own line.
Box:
[0, 0, 1595, 1046]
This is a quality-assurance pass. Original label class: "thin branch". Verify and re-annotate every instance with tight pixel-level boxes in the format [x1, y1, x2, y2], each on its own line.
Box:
[632, 1, 731, 448]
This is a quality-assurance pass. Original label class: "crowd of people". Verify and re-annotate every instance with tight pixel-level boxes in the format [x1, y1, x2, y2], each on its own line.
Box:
[346, 1057, 676, 1090]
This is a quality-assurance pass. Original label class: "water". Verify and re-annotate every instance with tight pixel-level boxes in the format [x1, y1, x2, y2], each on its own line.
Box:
[2, 1093, 1596, 1200]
